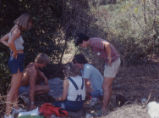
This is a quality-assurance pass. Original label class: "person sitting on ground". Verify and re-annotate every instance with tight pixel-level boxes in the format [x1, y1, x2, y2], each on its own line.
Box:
[19, 53, 50, 109]
[54, 63, 86, 112]
[73, 54, 103, 105]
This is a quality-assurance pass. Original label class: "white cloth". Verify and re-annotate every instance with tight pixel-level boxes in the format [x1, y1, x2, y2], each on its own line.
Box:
[67, 76, 86, 101]
[147, 101, 159, 118]
[104, 58, 121, 78]
[8, 32, 24, 50]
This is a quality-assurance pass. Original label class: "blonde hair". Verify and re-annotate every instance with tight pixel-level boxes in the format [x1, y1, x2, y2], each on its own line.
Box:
[34, 53, 50, 64]
[14, 13, 32, 31]
[64, 63, 81, 77]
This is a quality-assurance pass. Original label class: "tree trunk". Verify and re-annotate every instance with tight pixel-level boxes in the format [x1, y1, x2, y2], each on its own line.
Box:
[152, 0, 157, 55]
[143, 0, 147, 24]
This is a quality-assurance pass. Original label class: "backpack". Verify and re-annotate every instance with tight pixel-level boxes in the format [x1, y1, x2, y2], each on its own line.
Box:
[39, 103, 68, 117]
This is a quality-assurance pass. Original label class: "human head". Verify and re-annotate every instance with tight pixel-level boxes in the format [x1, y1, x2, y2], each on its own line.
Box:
[34, 53, 50, 69]
[63, 62, 81, 77]
[14, 13, 32, 31]
[75, 33, 90, 48]
[73, 54, 88, 69]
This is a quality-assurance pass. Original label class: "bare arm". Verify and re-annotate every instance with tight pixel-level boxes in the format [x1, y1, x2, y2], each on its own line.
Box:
[103, 41, 112, 65]
[56, 78, 69, 101]
[38, 71, 48, 85]
[0, 33, 9, 47]
[84, 78, 92, 93]
[8, 28, 21, 58]
[29, 69, 37, 106]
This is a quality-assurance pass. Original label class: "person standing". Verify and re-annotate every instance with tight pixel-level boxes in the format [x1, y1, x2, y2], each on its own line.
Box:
[75, 33, 120, 112]
[0, 13, 32, 118]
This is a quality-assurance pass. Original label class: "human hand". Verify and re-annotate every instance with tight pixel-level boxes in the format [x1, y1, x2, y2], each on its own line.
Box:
[56, 97, 62, 101]
[12, 51, 18, 59]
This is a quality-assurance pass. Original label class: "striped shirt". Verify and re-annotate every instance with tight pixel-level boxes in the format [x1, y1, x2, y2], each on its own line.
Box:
[88, 37, 120, 63]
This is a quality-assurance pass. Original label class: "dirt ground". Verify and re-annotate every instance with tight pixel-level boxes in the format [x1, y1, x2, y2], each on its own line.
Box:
[1, 58, 159, 118]
[83, 61, 159, 118]
[100, 62, 159, 118]
[52, 61, 159, 118]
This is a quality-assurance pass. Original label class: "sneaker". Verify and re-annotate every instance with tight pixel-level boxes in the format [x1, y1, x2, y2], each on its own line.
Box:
[4, 115, 13, 118]
[12, 108, 26, 117]
[18, 107, 39, 117]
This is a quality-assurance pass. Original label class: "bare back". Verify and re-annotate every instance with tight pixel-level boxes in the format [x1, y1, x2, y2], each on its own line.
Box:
[21, 63, 37, 86]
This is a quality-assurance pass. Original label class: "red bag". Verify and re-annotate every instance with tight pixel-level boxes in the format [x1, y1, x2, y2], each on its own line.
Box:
[39, 103, 68, 117]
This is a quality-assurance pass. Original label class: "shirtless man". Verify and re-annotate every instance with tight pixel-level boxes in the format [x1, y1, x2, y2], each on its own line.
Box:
[19, 53, 50, 109]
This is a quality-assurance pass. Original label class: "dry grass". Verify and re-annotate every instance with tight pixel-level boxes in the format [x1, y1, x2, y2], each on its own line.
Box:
[0, 95, 6, 116]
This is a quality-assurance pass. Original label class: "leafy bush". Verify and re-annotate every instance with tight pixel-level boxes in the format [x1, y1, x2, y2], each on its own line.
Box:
[88, 0, 159, 65]
[0, 0, 93, 94]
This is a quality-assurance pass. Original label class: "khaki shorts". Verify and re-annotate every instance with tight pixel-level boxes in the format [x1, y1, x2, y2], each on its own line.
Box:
[104, 58, 121, 78]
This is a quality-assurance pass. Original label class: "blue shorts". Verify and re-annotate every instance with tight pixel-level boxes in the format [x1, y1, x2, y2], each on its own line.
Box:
[19, 86, 30, 95]
[91, 90, 103, 98]
[54, 100, 83, 112]
[8, 53, 24, 74]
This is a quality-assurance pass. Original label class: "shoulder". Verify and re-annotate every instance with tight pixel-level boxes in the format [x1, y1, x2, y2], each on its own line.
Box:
[77, 75, 82, 79]
[71, 76, 82, 80]
[89, 37, 105, 46]
[28, 65, 37, 76]
[89, 37, 103, 41]
[64, 79, 69, 86]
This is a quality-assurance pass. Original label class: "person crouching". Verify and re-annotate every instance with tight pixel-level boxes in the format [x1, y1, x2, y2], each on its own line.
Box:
[54, 63, 86, 112]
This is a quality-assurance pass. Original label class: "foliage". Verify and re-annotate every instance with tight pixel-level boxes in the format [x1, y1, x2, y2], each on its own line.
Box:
[0, 0, 159, 94]
[0, 0, 93, 94]
[89, 0, 159, 65]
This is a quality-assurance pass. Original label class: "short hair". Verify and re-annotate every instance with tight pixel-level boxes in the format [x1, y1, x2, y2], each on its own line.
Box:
[14, 13, 32, 31]
[63, 63, 81, 77]
[73, 54, 88, 64]
[75, 33, 89, 46]
[34, 53, 50, 65]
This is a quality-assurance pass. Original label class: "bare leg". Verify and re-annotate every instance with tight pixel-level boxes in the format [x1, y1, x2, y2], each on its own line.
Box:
[12, 71, 23, 109]
[102, 78, 114, 112]
[5, 70, 22, 115]
[5, 74, 18, 115]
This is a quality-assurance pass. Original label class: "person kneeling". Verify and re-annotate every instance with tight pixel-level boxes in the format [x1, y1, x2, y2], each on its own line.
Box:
[19, 53, 50, 109]
[54, 63, 85, 112]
